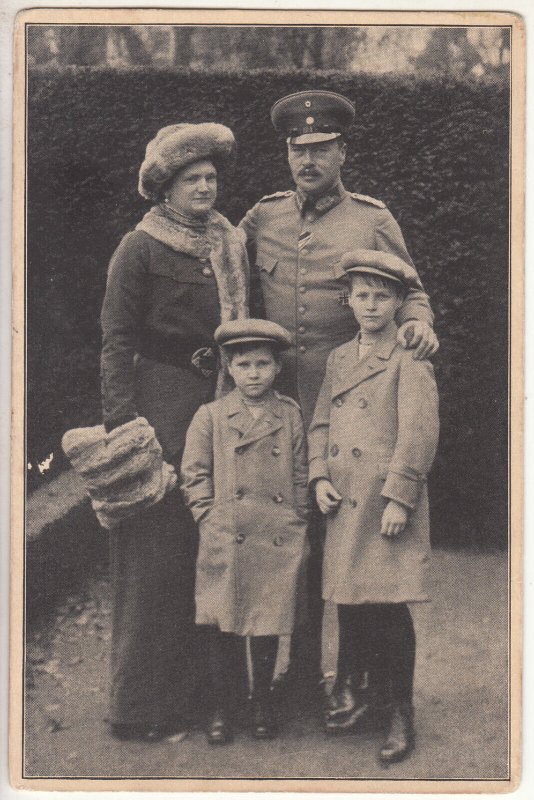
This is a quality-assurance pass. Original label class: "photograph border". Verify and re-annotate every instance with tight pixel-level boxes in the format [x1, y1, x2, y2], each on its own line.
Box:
[9, 6, 525, 793]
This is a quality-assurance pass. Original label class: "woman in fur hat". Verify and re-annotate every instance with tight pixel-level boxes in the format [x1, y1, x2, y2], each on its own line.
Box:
[100, 123, 249, 741]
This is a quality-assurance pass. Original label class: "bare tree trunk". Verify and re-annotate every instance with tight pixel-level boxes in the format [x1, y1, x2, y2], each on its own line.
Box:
[172, 27, 194, 67]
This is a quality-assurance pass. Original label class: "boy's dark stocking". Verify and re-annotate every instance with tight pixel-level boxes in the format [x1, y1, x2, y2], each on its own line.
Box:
[250, 635, 278, 739]
[205, 627, 241, 744]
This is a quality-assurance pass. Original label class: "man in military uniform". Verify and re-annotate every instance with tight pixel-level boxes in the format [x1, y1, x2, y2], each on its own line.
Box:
[238, 90, 438, 721]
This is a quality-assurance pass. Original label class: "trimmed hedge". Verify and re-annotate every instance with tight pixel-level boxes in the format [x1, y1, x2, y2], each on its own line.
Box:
[27, 68, 509, 547]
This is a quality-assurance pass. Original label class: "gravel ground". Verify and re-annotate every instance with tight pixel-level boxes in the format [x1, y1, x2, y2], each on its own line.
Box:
[23, 548, 509, 782]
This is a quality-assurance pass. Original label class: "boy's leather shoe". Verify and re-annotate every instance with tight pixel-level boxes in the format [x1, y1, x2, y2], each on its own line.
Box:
[251, 699, 278, 740]
[325, 675, 357, 720]
[378, 704, 415, 764]
[206, 708, 234, 745]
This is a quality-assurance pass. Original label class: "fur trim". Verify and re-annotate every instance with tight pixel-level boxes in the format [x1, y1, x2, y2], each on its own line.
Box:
[138, 123, 236, 201]
[62, 418, 177, 529]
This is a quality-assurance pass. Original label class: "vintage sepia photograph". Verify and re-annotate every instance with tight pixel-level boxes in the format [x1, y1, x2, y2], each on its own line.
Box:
[9, 7, 523, 793]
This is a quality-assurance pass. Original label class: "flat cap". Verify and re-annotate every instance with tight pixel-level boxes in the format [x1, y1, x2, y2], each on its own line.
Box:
[215, 318, 292, 350]
[138, 123, 235, 202]
[271, 90, 355, 145]
[337, 249, 420, 290]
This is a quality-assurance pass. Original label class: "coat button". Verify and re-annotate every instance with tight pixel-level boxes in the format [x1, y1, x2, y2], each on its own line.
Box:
[201, 266, 213, 277]
[351, 499, 358, 508]
[298, 305, 306, 314]
[273, 536, 284, 547]
[330, 445, 339, 457]
[299, 285, 307, 294]
[235, 533, 245, 544]
[301, 247, 308, 254]
[299, 345, 306, 353]
[299, 267, 307, 275]
[235, 489, 244, 499]
[298, 325, 306, 333]
[273, 493, 284, 503]
[357, 398, 368, 409]
[334, 397, 344, 407]
[352, 447, 362, 458]
[272, 446, 281, 456]
[236, 445, 245, 454]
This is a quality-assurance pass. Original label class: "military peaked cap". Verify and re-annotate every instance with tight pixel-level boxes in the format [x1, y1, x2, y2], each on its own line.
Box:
[271, 90, 355, 145]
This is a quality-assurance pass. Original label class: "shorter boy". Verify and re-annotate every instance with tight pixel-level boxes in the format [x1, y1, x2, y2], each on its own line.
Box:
[181, 318, 309, 744]
[308, 249, 439, 764]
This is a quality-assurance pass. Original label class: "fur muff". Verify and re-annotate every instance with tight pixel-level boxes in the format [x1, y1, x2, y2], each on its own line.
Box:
[62, 417, 177, 529]
[138, 123, 236, 201]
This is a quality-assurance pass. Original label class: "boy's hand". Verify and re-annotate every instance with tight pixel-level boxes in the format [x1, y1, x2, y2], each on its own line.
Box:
[381, 499, 409, 537]
[397, 321, 439, 360]
[315, 479, 342, 515]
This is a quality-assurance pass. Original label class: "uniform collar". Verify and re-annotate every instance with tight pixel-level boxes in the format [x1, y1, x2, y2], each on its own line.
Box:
[295, 180, 347, 218]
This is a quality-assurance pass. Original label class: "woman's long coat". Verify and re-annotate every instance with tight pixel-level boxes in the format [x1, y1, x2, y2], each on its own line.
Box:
[181, 389, 309, 636]
[308, 326, 439, 605]
[100, 229, 246, 727]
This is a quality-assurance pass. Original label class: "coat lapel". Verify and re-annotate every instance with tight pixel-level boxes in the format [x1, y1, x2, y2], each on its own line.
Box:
[331, 329, 399, 400]
[225, 389, 283, 447]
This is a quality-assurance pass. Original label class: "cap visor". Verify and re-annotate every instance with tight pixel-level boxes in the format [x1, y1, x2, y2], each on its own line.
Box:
[287, 132, 341, 145]
[220, 336, 290, 349]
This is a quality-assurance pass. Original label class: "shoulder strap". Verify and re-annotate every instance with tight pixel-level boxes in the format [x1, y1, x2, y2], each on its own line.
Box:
[349, 192, 386, 209]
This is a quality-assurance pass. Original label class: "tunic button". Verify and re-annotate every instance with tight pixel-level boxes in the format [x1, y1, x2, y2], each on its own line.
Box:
[298, 305, 306, 314]
[334, 398, 344, 407]
[236, 446, 244, 454]
[235, 489, 244, 499]
[301, 247, 308, 255]
[298, 325, 306, 334]
[273, 536, 284, 547]
[352, 447, 362, 458]
[299, 267, 307, 275]
[201, 266, 213, 277]
[330, 445, 339, 457]
[351, 499, 358, 508]
[273, 493, 284, 503]
[235, 533, 245, 544]
[299, 286, 307, 294]
[272, 446, 281, 456]
[358, 398, 368, 409]
[299, 345, 306, 353]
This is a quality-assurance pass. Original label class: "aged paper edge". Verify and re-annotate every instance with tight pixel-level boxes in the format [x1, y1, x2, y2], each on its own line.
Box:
[10, 6, 525, 793]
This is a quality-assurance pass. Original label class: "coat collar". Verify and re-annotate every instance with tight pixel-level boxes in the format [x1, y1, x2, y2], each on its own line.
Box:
[224, 388, 283, 446]
[332, 325, 399, 399]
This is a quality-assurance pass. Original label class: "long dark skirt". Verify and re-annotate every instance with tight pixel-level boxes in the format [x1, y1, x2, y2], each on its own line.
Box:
[109, 487, 206, 727]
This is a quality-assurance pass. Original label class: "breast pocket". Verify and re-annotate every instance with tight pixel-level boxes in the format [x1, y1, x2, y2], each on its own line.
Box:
[256, 252, 278, 276]
[148, 259, 215, 317]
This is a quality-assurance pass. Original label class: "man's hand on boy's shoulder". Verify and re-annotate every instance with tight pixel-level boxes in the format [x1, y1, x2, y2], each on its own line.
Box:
[397, 321, 439, 360]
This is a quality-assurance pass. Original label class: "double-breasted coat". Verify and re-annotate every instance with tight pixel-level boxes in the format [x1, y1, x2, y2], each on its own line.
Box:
[239, 185, 434, 427]
[181, 388, 309, 636]
[308, 325, 439, 605]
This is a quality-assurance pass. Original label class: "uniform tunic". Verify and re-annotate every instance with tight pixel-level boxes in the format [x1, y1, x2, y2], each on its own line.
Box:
[181, 389, 309, 636]
[239, 185, 433, 427]
[308, 326, 440, 605]
[100, 229, 224, 726]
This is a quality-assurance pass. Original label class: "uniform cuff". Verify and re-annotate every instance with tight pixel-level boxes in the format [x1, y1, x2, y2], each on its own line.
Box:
[381, 470, 425, 511]
[308, 458, 330, 486]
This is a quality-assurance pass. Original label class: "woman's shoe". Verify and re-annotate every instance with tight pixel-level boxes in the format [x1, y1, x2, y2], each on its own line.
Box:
[378, 704, 415, 764]
[206, 708, 234, 745]
[110, 723, 164, 742]
[251, 698, 278, 740]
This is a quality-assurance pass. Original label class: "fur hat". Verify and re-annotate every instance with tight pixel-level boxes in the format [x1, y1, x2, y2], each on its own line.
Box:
[62, 418, 177, 529]
[138, 123, 236, 201]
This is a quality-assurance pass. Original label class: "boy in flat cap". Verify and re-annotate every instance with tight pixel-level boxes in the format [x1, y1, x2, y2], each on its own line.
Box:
[181, 319, 309, 744]
[239, 88, 439, 714]
[308, 250, 439, 763]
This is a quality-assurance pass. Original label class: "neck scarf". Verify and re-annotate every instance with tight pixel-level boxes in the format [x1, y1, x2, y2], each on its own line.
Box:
[136, 202, 249, 325]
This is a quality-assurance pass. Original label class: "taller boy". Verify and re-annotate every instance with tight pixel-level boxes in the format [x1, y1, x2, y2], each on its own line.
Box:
[239, 90, 438, 700]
